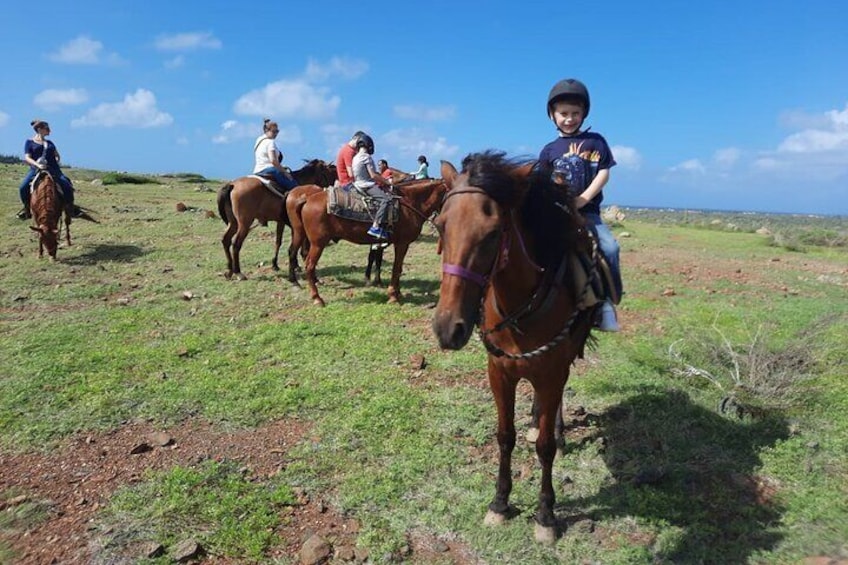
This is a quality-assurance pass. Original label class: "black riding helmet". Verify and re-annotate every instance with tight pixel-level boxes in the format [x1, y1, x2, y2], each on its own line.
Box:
[547, 78, 590, 118]
[355, 133, 375, 155]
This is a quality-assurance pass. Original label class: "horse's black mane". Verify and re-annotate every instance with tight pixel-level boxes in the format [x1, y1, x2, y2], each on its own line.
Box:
[461, 150, 583, 270]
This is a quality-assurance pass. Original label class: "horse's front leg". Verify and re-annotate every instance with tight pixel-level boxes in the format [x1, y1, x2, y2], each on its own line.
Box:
[532, 379, 567, 545]
[485, 362, 517, 527]
[386, 241, 408, 303]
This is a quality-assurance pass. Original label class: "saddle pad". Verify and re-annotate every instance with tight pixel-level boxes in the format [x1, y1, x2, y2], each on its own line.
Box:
[326, 185, 398, 225]
[247, 175, 287, 198]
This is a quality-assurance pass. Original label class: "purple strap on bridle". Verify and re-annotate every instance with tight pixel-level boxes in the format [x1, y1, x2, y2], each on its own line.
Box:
[442, 263, 489, 287]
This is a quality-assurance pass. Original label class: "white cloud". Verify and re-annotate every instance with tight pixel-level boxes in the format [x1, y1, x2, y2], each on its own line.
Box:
[164, 55, 185, 69]
[381, 128, 460, 160]
[611, 145, 642, 170]
[393, 104, 456, 122]
[304, 57, 369, 82]
[34, 88, 89, 111]
[668, 159, 706, 174]
[713, 147, 740, 168]
[0, 110, 9, 127]
[211, 119, 301, 146]
[49, 36, 101, 64]
[774, 103, 848, 154]
[234, 80, 340, 119]
[71, 89, 173, 128]
[154, 32, 222, 51]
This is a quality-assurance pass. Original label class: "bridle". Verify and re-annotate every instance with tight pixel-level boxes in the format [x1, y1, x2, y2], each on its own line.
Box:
[438, 185, 592, 360]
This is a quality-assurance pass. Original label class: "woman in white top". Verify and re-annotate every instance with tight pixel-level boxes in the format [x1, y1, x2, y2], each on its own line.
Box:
[253, 119, 297, 190]
[411, 155, 429, 179]
[351, 134, 393, 240]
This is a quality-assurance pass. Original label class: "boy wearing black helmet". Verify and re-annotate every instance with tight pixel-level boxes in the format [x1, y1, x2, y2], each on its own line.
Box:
[539, 78, 622, 331]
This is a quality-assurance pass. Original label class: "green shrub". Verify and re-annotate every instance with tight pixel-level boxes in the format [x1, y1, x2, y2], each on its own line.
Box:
[101, 172, 160, 185]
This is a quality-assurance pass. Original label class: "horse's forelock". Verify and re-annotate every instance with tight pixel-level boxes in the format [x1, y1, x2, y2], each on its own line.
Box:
[461, 151, 529, 206]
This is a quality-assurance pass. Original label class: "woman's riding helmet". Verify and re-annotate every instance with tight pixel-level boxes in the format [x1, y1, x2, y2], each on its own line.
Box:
[355, 133, 375, 155]
[547, 78, 590, 118]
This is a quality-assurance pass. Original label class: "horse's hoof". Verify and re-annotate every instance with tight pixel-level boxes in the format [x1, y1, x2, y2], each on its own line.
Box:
[236, 273, 247, 281]
[224, 271, 233, 280]
[483, 510, 506, 527]
[526, 427, 540, 443]
[534, 523, 557, 545]
[312, 298, 325, 307]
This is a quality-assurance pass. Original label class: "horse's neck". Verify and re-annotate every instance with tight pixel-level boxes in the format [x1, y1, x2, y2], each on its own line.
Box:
[409, 181, 445, 217]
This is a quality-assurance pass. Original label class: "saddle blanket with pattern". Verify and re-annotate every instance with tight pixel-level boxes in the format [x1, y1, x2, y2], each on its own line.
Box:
[326, 184, 398, 225]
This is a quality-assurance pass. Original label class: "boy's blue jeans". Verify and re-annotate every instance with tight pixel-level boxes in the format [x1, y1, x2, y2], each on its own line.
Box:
[19, 168, 75, 206]
[256, 167, 298, 191]
[583, 212, 623, 299]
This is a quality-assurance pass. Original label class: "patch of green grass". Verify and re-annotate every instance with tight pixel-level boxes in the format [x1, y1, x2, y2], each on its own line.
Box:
[95, 460, 296, 562]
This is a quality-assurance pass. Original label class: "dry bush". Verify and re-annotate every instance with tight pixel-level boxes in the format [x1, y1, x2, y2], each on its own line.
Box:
[667, 317, 836, 418]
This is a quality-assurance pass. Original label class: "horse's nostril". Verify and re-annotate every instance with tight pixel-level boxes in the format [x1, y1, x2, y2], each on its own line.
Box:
[450, 322, 467, 348]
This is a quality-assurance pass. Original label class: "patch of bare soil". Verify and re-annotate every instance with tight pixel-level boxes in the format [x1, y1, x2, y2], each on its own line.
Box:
[1, 417, 479, 564]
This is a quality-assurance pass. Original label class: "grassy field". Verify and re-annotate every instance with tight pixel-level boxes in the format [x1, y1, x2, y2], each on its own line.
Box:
[1, 162, 846, 564]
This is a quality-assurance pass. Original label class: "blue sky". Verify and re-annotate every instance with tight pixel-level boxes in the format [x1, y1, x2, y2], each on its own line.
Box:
[1, 0, 846, 215]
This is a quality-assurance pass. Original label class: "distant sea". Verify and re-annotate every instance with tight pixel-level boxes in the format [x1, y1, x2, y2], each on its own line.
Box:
[614, 204, 847, 220]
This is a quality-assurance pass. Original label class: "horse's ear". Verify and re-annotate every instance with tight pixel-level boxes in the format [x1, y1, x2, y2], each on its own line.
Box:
[510, 161, 536, 183]
[440, 161, 458, 188]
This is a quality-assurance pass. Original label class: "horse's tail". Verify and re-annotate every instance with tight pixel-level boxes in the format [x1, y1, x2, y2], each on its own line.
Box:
[217, 183, 234, 224]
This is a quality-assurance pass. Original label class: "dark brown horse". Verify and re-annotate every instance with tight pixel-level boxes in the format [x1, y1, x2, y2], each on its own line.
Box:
[431, 152, 601, 543]
[217, 159, 336, 279]
[286, 172, 449, 306]
[28, 171, 71, 259]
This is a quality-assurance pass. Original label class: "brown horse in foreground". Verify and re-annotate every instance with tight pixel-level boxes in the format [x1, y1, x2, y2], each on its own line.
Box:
[217, 160, 336, 279]
[28, 172, 71, 259]
[431, 152, 600, 544]
[286, 170, 449, 306]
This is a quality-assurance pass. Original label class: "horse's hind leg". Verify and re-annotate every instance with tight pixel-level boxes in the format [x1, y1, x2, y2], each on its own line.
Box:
[231, 221, 251, 280]
[222, 221, 237, 279]
[304, 242, 327, 306]
[64, 214, 72, 247]
[526, 394, 565, 447]
[484, 367, 517, 527]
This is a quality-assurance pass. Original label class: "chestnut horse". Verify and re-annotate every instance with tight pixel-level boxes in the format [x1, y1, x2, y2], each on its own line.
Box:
[286, 171, 449, 306]
[28, 171, 71, 259]
[432, 152, 600, 543]
[217, 159, 336, 279]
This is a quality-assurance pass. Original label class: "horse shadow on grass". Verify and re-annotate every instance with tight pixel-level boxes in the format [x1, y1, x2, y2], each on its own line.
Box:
[63, 244, 146, 265]
[561, 389, 788, 563]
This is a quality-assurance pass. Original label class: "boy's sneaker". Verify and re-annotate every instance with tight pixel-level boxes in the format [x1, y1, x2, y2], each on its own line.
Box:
[367, 226, 389, 240]
[596, 302, 620, 332]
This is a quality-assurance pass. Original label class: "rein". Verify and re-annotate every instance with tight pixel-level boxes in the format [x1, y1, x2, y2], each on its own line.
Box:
[440, 187, 593, 360]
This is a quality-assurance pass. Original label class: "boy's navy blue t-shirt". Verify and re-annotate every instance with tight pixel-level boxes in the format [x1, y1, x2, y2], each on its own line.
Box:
[538, 131, 615, 216]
